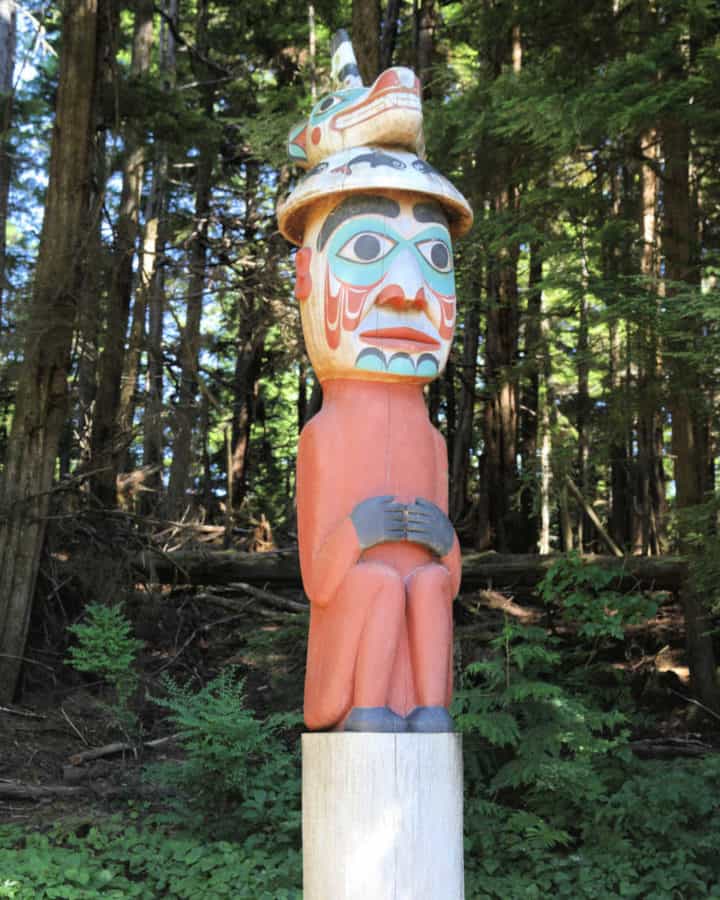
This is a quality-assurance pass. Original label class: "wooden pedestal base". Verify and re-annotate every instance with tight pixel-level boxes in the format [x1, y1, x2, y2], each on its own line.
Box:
[302, 732, 464, 900]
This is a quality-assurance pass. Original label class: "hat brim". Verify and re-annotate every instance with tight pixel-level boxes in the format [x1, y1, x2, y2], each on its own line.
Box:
[277, 147, 473, 246]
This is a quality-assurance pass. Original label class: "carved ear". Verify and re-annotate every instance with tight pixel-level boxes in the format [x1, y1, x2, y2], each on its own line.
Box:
[288, 122, 309, 167]
[295, 247, 313, 301]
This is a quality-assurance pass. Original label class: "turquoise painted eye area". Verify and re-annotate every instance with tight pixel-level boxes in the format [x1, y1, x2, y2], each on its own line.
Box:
[337, 231, 397, 264]
[415, 239, 453, 273]
[310, 88, 365, 124]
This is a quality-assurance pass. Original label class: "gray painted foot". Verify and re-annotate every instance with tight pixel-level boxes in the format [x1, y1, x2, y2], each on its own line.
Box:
[406, 706, 455, 733]
[344, 706, 408, 733]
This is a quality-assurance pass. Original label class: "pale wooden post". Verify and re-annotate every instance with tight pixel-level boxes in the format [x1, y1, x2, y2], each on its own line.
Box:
[302, 733, 465, 900]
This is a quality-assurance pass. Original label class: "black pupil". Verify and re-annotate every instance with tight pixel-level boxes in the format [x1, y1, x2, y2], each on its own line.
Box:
[319, 96, 335, 111]
[431, 242, 449, 269]
[355, 234, 381, 260]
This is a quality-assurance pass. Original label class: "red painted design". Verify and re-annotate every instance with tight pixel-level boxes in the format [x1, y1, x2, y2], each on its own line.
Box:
[330, 69, 421, 133]
[324, 267, 383, 349]
[434, 288, 456, 340]
[295, 247, 312, 302]
[324, 268, 341, 350]
[371, 68, 403, 93]
[311, 127, 321, 145]
[292, 127, 307, 151]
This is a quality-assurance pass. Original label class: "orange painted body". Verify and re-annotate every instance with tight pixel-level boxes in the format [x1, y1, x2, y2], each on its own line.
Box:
[298, 379, 461, 730]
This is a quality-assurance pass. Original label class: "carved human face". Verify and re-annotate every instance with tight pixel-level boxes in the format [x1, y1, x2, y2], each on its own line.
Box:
[295, 191, 456, 384]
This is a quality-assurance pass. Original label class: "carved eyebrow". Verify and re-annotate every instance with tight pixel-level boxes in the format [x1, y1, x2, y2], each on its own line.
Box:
[317, 196, 400, 251]
[413, 202, 448, 226]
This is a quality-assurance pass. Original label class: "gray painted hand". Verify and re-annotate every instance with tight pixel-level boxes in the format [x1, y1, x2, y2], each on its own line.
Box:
[351, 495, 407, 550]
[406, 497, 455, 557]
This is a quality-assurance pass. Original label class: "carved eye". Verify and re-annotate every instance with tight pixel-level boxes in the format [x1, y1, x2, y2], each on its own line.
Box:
[415, 238, 453, 273]
[337, 232, 397, 264]
[314, 94, 343, 115]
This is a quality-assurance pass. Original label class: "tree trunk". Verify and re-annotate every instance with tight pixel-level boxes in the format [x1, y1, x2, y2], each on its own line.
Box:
[0, 0, 99, 703]
[230, 331, 265, 508]
[75, 1, 116, 467]
[0, 0, 15, 319]
[90, 0, 153, 506]
[141, 0, 177, 512]
[576, 271, 590, 550]
[519, 240, 542, 551]
[450, 298, 479, 522]
[479, 16, 522, 552]
[165, 148, 212, 518]
[662, 99, 719, 713]
[165, 0, 213, 518]
[380, 0, 401, 71]
[538, 368, 552, 554]
[601, 165, 632, 551]
[637, 129, 665, 555]
[115, 0, 156, 468]
[352, 0, 381, 83]
[415, 0, 437, 97]
[482, 185, 520, 551]
[444, 358, 456, 483]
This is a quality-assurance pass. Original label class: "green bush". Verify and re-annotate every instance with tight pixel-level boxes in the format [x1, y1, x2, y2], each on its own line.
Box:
[0, 670, 303, 899]
[66, 602, 144, 736]
[536, 551, 657, 642]
[148, 669, 302, 845]
[455, 557, 720, 898]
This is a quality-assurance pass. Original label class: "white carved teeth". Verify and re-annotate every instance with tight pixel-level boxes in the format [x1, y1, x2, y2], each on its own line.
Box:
[335, 93, 421, 130]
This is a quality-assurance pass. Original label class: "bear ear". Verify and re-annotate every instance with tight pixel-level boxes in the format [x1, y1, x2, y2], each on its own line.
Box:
[288, 122, 309, 167]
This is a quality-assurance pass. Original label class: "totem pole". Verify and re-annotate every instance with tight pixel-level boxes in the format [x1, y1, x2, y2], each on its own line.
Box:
[277, 32, 472, 736]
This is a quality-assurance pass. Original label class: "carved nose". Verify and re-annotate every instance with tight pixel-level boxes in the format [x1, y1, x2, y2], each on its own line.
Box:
[377, 248, 426, 310]
[376, 284, 427, 311]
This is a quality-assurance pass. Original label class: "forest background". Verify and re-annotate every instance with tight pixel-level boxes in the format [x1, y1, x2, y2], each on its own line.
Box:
[0, 0, 720, 897]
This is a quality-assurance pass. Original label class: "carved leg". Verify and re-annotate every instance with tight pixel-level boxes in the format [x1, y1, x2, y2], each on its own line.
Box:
[304, 561, 405, 730]
[405, 563, 453, 708]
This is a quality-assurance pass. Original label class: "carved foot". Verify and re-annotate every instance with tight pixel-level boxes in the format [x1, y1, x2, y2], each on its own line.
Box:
[406, 706, 454, 733]
[344, 706, 408, 733]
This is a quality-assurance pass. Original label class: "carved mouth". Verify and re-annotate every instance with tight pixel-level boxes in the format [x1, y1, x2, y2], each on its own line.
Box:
[333, 91, 421, 130]
[359, 326, 441, 353]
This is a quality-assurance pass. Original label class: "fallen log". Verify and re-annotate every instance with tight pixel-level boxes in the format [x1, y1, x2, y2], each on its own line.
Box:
[0, 780, 86, 800]
[630, 737, 715, 759]
[68, 733, 180, 766]
[135, 549, 689, 594]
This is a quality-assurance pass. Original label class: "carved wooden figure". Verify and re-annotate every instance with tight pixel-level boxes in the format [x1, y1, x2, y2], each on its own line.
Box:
[278, 32, 472, 734]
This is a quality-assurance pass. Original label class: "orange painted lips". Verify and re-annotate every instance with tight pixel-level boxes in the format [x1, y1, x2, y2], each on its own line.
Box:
[359, 326, 441, 353]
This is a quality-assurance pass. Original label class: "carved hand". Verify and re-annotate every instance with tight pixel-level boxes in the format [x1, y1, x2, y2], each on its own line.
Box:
[351, 495, 407, 551]
[405, 497, 455, 557]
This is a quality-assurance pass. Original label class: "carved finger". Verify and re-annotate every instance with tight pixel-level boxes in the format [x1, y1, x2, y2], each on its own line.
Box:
[408, 507, 434, 523]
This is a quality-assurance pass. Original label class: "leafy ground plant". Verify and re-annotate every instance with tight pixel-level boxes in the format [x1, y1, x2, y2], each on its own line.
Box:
[455, 605, 720, 898]
[536, 552, 657, 642]
[0, 812, 301, 899]
[66, 602, 144, 738]
[147, 668, 302, 845]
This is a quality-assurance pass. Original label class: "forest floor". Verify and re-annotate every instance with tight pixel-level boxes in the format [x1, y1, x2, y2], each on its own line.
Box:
[1, 579, 718, 832]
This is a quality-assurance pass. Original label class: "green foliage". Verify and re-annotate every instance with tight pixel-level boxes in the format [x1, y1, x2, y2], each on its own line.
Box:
[456, 601, 720, 898]
[0, 671, 304, 898]
[537, 552, 658, 641]
[677, 495, 720, 614]
[0, 812, 301, 899]
[148, 669, 301, 844]
[66, 603, 143, 735]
